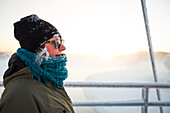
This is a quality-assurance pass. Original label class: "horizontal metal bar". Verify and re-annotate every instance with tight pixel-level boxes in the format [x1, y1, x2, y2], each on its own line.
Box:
[64, 82, 170, 88]
[73, 101, 170, 107]
[1, 82, 170, 88]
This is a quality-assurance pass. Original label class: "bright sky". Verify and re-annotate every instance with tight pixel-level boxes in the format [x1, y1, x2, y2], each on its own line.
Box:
[0, 0, 170, 60]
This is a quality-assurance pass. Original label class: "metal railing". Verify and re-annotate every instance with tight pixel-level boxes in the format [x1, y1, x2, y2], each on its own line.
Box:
[0, 82, 170, 113]
[1, 81, 170, 113]
[141, 0, 163, 112]
[64, 82, 170, 113]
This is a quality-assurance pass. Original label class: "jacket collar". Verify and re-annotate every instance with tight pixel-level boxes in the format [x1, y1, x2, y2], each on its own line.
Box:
[3, 67, 31, 88]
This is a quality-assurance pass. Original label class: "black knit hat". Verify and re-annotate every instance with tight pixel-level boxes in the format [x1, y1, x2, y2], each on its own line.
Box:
[14, 14, 61, 53]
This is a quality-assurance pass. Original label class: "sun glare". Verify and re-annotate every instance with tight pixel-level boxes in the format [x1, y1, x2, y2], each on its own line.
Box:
[95, 49, 122, 61]
[95, 48, 138, 61]
[98, 53, 115, 60]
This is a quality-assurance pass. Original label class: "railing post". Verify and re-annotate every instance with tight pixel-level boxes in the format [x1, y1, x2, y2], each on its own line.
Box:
[142, 88, 144, 113]
[140, 0, 163, 112]
[142, 88, 149, 113]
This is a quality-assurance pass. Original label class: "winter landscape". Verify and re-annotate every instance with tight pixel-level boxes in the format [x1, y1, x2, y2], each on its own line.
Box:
[0, 51, 170, 113]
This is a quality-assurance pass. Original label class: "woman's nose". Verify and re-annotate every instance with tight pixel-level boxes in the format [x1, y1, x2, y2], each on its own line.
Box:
[59, 44, 66, 51]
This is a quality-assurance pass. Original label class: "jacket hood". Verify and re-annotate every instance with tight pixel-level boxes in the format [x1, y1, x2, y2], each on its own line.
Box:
[3, 53, 27, 79]
[3, 67, 31, 88]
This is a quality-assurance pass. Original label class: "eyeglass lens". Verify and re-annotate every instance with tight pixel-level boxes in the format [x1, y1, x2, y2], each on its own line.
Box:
[54, 39, 61, 49]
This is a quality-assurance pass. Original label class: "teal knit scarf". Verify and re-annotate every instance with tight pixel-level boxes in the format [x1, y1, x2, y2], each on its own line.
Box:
[17, 48, 68, 91]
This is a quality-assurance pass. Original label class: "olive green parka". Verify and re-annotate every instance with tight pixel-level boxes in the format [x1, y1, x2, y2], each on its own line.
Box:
[0, 67, 75, 113]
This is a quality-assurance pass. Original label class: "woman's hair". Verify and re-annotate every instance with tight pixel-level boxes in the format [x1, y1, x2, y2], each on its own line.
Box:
[35, 46, 49, 65]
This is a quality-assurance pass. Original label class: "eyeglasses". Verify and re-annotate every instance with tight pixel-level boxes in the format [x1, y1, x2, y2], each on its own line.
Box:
[45, 39, 64, 49]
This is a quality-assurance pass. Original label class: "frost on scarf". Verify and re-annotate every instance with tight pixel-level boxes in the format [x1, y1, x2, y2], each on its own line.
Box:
[17, 48, 68, 91]
[35, 47, 49, 65]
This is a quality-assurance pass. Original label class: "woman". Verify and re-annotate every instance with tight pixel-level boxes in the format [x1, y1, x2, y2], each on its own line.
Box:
[0, 14, 75, 113]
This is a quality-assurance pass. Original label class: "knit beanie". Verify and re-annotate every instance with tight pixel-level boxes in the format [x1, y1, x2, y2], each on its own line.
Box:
[14, 14, 61, 53]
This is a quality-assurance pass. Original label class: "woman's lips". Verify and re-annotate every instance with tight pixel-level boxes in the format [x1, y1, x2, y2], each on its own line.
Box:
[55, 54, 62, 57]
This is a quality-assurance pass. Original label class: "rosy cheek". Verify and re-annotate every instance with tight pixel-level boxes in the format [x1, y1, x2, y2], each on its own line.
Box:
[45, 45, 59, 57]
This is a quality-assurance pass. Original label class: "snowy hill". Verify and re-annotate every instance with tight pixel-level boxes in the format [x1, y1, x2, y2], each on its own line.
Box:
[0, 51, 11, 58]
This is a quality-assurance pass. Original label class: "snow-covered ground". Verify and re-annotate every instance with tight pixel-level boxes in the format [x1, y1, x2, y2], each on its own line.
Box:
[84, 52, 170, 113]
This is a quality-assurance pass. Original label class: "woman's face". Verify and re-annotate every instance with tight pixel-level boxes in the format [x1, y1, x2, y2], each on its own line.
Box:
[45, 36, 66, 57]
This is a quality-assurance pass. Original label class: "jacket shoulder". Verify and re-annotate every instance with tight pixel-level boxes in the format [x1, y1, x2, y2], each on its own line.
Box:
[0, 78, 47, 113]
[1, 68, 75, 113]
